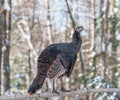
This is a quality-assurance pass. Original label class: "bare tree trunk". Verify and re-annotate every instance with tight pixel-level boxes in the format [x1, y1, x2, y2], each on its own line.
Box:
[65, 0, 75, 29]
[46, 0, 52, 45]
[79, 49, 85, 73]
[0, 31, 2, 96]
[102, 0, 109, 79]
[2, 0, 11, 95]
[110, 0, 115, 14]
[109, 0, 118, 88]
[100, 0, 104, 13]
[28, 50, 32, 84]
[90, 0, 95, 53]
[0, 0, 4, 95]
[90, 0, 96, 78]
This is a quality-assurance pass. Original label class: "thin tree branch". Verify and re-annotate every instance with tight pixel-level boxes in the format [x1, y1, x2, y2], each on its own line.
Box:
[0, 88, 119, 100]
[102, 0, 110, 79]
[65, 0, 75, 29]
[17, 20, 37, 56]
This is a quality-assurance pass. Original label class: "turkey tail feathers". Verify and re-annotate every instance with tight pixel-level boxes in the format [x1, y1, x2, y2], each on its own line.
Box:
[28, 75, 45, 95]
[47, 54, 67, 79]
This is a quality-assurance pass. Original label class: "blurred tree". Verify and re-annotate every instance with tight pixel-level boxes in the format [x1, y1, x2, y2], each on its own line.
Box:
[46, 0, 53, 45]
[2, 0, 11, 95]
[102, 0, 110, 79]
[0, 0, 4, 95]
[109, 0, 119, 87]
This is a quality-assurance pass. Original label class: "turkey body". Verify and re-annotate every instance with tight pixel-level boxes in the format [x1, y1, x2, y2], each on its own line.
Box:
[28, 26, 83, 95]
[38, 42, 77, 79]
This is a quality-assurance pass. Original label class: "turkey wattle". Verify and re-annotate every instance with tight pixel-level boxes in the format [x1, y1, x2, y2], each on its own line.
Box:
[28, 26, 84, 95]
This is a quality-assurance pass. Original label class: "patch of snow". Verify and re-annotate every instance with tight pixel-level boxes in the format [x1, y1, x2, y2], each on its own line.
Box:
[2, 46, 7, 52]
[107, 43, 112, 57]
[102, 43, 106, 52]
[115, 72, 119, 76]
[114, 8, 119, 13]
[98, 96, 103, 100]
[108, 92, 118, 100]
[3, 0, 10, 11]
[66, 78, 70, 82]
[5, 90, 10, 96]
[96, 83, 103, 89]
[78, 73, 82, 77]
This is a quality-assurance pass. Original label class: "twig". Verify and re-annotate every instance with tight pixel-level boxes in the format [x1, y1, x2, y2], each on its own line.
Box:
[0, 88, 120, 100]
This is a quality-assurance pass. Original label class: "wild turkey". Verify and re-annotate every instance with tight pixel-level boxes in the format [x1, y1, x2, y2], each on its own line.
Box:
[28, 26, 84, 95]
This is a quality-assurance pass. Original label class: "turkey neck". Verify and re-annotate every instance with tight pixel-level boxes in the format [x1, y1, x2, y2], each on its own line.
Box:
[71, 31, 82, 53]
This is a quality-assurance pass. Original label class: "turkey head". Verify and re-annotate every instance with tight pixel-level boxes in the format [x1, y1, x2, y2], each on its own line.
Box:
[72, 26, 84, 41]
[75, 26, 84, 33]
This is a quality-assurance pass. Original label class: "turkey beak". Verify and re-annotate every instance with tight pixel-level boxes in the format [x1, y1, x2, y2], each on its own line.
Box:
[80, 26, 84, 32]
[76, 26, 84, 33]
[78, 26, 84, 33]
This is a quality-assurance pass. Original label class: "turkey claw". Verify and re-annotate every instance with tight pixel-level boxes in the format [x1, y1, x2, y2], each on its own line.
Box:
[60, 88, 70, 92]
[52, 90, 59, 94]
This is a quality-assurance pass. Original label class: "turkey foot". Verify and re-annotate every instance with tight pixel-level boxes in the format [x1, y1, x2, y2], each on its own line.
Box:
[51, 79, 59, 94]
[60, 87, 70, 92]
[52, 89, 59, 94]
[60, 77, 70, 92]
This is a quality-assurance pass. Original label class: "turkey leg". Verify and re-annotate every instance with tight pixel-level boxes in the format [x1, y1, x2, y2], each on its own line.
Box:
[52, 79, 59, 94]
[60, 77, 70, 92]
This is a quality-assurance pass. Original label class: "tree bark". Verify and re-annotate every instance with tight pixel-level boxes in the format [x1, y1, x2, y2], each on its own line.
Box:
[91, 0, 96, 78]
[90, 0, 95, 52]
[0, 48, 1, 95]
[28, 50, 32, 84]
[2, 0, 11, 94]
[102, 0, 110, 79]
[65, 0, 75, 29]
[0, 0, 4, 95]
[109, 0, 118, 87]
[46, 0, 53, 45]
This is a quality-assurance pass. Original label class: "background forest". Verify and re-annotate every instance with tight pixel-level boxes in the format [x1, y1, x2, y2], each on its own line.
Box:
[0, 0, 120, 100]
